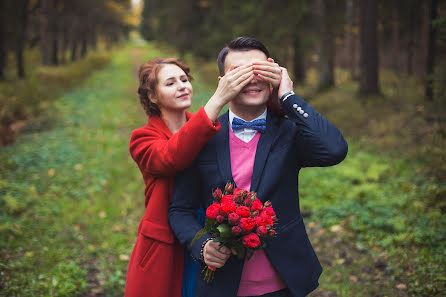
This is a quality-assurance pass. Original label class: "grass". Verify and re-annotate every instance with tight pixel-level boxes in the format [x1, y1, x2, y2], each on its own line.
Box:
[1, 37, 445, 296]
[0, 46, 112, 145]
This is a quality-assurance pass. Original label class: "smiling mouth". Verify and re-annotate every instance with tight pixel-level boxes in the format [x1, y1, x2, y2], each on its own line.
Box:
[242, 89, 262, 94]
[177, 93, 189, 99]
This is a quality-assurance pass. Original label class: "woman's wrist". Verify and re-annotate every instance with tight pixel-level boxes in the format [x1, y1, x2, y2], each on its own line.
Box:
[204, 95, 225, 122]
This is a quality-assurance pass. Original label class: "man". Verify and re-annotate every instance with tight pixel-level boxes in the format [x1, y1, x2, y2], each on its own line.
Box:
[169, 37, 348, 297]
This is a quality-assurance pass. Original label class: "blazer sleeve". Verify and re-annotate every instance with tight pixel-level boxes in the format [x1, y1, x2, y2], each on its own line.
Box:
[168, 163, 210, 261]
[280, 93, 348, 167]
[129, 107, 221, 177]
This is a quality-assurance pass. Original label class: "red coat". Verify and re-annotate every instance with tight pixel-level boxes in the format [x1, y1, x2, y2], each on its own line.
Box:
[124, 107, 220, 297]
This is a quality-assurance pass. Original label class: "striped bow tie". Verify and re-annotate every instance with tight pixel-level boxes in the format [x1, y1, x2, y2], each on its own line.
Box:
[232, 117, 266, 133]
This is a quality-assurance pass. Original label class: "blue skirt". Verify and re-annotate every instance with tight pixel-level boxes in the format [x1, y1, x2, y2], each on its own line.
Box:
[181, 207, 205, 297]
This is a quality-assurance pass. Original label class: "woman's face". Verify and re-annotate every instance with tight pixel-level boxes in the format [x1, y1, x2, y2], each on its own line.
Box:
[152, 64, 193, 114]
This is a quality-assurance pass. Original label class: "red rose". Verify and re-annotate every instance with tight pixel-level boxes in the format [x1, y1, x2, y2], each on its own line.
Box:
[251, 199, 263, 212]
[233, 188, 244, 196]
[242, 233, 261, 248]
[262, 206, 276, 217]
[221, 195, 234, 203]
[256, 226, 268, 237]
[244, 198, 253, 207]
[216, 215, 225, 223]
[233, 188, 247, 203]
[220, 199, 236, 216]
[212, 188, 223, 201]
[260, 211, 274, 226]
[268, 229, 277, 237]
[254, 216, 268, 227]
[247, 192, 257, 201]
[232, 226, 242, 235]
[206, 203, 221, 220]
[224, 182, 234, 194]
[239, 218, 256, 232]
[228, 212, 240, 225]
[236, 206, 250, 218]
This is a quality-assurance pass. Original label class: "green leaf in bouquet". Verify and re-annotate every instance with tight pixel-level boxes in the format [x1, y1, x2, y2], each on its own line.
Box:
[234, 245, 245, 260]
[216, 224, 232, 238]
[205, 219, 215, 229]
[191, 228, 208, 244]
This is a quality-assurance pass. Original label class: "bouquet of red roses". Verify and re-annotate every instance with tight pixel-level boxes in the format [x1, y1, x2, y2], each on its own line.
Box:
[192, 181, 278, 282]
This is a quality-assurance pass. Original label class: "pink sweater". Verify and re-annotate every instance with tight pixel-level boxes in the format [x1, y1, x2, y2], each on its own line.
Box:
[229, 129, 286, 296]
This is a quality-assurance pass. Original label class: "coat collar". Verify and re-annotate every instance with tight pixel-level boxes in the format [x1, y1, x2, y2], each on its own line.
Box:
[147, 111, 194, 139]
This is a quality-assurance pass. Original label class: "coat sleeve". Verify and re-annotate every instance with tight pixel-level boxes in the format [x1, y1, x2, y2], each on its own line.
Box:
[129, 107, 221, 177]
[168, 163, 210, 262]
[280, 93, 348, 167]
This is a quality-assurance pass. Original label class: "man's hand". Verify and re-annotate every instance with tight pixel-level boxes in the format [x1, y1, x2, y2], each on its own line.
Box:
[252, 58, 282, 89]
[277, 67, 294, 99]
[203, 240, 232, 268]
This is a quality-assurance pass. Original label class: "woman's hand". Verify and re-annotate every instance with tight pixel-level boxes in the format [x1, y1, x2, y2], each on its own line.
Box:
[252, 58, 282, 89]
[204, 64, 254, 122]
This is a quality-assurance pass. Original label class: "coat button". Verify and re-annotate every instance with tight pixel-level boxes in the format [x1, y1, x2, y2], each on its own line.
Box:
[299, 110, 304, 114]
[293, 104, 298, 108]
[297, 107, 302, 112]
[304, 113, 309, 118]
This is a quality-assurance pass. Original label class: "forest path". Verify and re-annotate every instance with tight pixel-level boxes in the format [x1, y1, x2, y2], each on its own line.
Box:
[0, 40, 415, 297]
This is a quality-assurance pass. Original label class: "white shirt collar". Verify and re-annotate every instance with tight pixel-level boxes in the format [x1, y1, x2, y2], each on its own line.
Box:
[228, 108, 267, 132]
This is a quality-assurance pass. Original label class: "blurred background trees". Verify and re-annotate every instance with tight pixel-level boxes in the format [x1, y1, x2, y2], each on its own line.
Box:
[140, 0, 445, 100]
[0, 0, 134, 79]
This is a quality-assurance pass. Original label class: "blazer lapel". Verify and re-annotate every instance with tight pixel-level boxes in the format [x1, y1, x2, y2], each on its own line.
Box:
[250, 111, 280, 193]
[216, 112, 234, 184]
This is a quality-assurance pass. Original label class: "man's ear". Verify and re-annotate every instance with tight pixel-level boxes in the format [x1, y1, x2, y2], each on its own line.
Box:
[218, 76, 221, 81]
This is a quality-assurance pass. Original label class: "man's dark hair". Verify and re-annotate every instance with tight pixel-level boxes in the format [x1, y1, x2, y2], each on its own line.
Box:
[217, 36, 270, 76]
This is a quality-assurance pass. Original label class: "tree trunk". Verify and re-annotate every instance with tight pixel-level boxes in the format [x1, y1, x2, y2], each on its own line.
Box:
[71, 38, 78, 61]
[406, 4, 416, 76]
[40, 0, 51, 65]
[359, 0, 380, 96]
[0, 0, 6, 80]
[16, 0, 29, 78]
[425, 0, 438, 101]
[51, 35, 58, 65]
[346, 0, 357, 79]
[293, 35, 305, 84]
[317, 0, 334, 90]
[80, 35, 87, 58]
[391, 4, 400, 74]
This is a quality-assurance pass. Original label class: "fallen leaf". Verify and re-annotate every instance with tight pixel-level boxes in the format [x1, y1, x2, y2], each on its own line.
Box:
[349, 275, 358, 282]
[396, 283, 407, 290]
[48, 168, 55, 177]
[336, 258, 345, 264]
[99, 211, 106, 218]
[119, 254, 129, 261]
[330, 225, 343, 233]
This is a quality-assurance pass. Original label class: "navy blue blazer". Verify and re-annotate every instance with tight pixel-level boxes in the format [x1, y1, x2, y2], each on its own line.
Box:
[168, 94, 348, 297]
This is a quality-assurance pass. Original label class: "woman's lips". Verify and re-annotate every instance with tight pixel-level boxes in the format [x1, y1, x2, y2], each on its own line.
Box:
[177, 93, 189, 99]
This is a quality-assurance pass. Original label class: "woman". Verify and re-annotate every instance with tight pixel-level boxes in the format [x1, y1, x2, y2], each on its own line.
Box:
[124, 57, 256, 297]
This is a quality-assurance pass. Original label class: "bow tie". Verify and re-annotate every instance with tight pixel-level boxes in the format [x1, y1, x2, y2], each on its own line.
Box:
[232, 117, 266, 133]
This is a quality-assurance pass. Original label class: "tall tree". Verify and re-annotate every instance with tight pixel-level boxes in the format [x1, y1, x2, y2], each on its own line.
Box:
[0, 0, 6, 79]
[316, 0, 335, 90]
[359, 0, 380, 96]
[425, 0, 438, 101]
[16, 0, 30, 78]
[345, 0, 358, 79]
